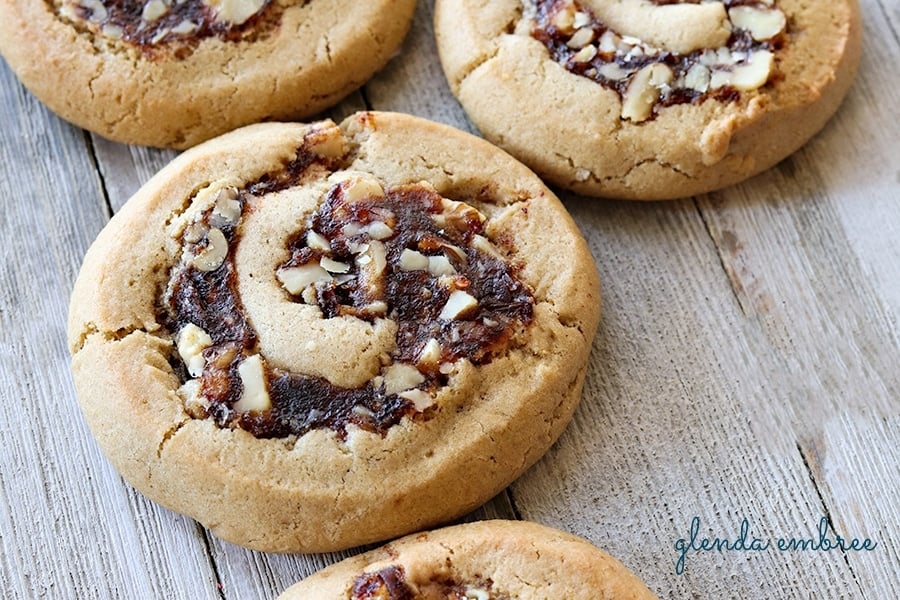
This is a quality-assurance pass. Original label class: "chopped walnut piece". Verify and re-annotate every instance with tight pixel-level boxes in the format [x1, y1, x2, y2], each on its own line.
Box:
[235, 355, 271, 413]
[728, 6, 786, 41]
[277, 264, 333, 295]
[400, 249, 430, 271]
[141, 0, 169, 22]
[176, 323, 213, 377]
[190, 227, 228, 272]
[203, 0, 265, 25]
[440, 290, 479, 320]
[383, 363, 426, 395]
[621, 63, 673, 122]
[567, 26, 594, 49]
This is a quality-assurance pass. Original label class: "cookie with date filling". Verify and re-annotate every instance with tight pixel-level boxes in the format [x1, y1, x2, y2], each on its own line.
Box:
[67, 112, 601, 552]
[435, 0, 860, 200]
[279, 520, 658, 599]
[0, 0, 415, 148]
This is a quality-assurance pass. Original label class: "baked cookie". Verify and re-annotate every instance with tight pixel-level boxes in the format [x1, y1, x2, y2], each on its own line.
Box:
[67, 112, 601, 552]
[434, 0, 861, 200]
[279, 520, 658, 599]
[0, 0, 416, 148]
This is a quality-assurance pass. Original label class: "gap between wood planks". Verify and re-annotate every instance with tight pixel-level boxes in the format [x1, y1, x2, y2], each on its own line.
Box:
[82, 130, 115, 220]
[796, 442, 867, 599]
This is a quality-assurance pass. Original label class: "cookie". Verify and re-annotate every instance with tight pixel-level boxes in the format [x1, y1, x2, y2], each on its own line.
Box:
[279, 520, 658, 599]
[0, 0, 416, 149]
[67, 111, 601, 552]
[434, 0, 861, 200]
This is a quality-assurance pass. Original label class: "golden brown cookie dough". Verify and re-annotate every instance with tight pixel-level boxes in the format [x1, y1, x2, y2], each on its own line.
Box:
[0, 0, 416, 148]
[434, 0, 861, 200]
[279, 520, 658, 599]
[67, 112, 601, 553]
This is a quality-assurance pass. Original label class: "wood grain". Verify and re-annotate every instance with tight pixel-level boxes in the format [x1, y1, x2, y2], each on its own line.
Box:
[1, 0, 897, 598]
[0, 66, 218, 599]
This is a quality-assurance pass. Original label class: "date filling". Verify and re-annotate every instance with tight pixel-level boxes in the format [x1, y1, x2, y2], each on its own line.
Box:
[161, 137, 534, 439]
[55, 0, 287, 50]
[352, 565, 506, 600]
[528, 0, 787, 122]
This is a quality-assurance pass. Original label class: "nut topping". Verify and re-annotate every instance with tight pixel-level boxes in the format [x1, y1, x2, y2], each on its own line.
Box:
[439, 290, 479, 321]
[176, 323, 213, 377]
[203, 0, 265, 25]
[306, 230, 331, 252]
[383, 363, 426, 395]
[164, 162, 534, 439]
[211, 187, 241, 227]
[724, 50, 775, 91]
[59, 0, 279, 51]
[728, 6, 786, 41]
[189, 227, 228, 272]
[566, 26, 594, 49]
[399, 249, 430, 272]
[235, 354, 271, 413]
[338, 174, 386, 204]
[579, 0, 732, 54]
[418, 338, 442, 365]
[427, 255, 456, 277]
[531, 0, 787, 121]
[277, 264, 333, 295]
[622, 63, 673, 122]
[320, 257, 351, 274]
[573, 44, 598, 63]
[141, 0, 169, 22]
[398, 389, 434, 411]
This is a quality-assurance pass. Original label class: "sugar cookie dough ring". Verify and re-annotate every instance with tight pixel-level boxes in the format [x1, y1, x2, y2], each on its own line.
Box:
[67, 112, 601, 553]
[279, 520, 658, 599]
[434, 0, 861, 200]
[0, 0, 416, 148]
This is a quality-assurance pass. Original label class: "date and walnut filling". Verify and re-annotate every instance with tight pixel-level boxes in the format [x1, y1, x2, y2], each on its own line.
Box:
[161, 135, 534, 440]
[528, 0, 787, 121]
[352, 566, 506, 600]
[54, 0, 286, 48]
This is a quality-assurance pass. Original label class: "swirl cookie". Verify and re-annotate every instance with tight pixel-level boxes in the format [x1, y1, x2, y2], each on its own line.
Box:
[67, 112, 601, 552]
[279, 520, 658, 599]
[0, 0, 415, 148]
[435, 0, 861, 199]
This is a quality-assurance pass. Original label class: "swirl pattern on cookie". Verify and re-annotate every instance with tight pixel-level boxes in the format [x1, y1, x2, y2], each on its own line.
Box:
[434, 0, 860, 199]
[278, 520, 658, 599]
[55, 0, 283, 53]
[67, 113, 601, 552]
[161, 140, 534, 439]
[531, 0, 787, 122]
[0, 0, 417, 147]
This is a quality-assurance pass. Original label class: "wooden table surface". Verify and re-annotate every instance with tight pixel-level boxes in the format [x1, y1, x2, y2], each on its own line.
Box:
[1, 1, 898, 598]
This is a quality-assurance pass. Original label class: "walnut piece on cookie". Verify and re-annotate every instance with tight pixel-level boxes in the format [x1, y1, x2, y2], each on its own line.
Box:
[67, 112, 601, 552]
[0, 0, 416, 148]
[434, 0, 861, 200]
[278, 520, 658, 599]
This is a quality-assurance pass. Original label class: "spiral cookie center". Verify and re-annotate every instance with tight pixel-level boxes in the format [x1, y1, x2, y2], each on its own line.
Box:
[529, 0, 787, 122]
[55, 0, 286, 50]
[352, 565, 506, 600]
[160, 132, 534, 440]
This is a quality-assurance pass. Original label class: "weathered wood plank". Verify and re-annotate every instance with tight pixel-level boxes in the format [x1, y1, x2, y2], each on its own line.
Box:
[507, 197, 861, 596]
[366, 0, 477, 134]
[0, 65, 219, 598]
[690, 9, 900, 594]
[801, 414, 900, 598]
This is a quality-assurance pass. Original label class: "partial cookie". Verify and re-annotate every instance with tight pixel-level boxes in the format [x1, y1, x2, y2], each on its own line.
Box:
[279, 520, 658, 599]
[435, 0, 861, 200]
[67, 112, 601, 552]
[0, 0, 415, 148]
